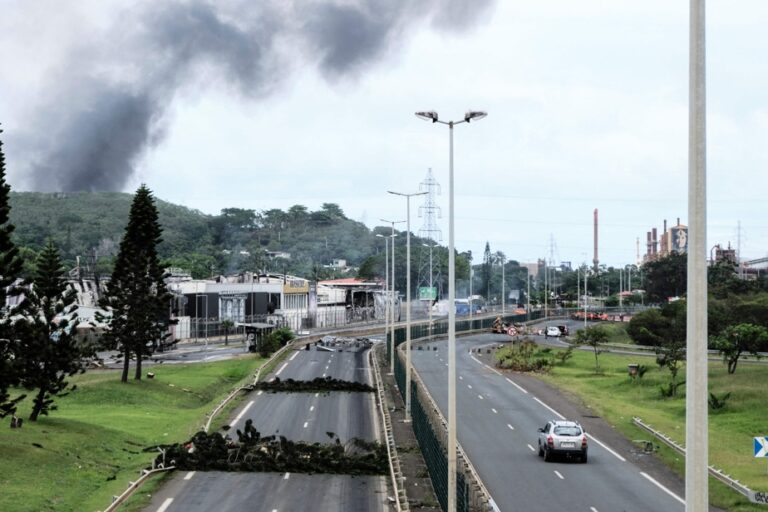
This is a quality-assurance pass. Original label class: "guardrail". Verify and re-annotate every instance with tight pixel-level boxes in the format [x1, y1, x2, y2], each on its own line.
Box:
[104, 466, 175, 512]
[371, 345, 408, 511]
[632, 417, 767, 505]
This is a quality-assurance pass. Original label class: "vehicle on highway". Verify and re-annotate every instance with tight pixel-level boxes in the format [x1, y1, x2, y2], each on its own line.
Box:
[537, 420, 588, 462]
[544, 326, 561, 338]
[556, 325, 569, 336]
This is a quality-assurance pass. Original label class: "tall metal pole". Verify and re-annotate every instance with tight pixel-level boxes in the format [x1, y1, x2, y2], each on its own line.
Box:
[429, 242, 433, 338]
[377, 234, 390, 371]
[447, 121, 457, 512]
[406, 197, 412, 422]
[381, 219, 404, 374]
[687, 1, 708, 510]
[390, 230, 396, 373]
[501, 254, 505, 317]
[527, 272, 531, 321]
[415, 109, 485, 512]
[584, 270, 588, 329]
[387, 193, 426, 423]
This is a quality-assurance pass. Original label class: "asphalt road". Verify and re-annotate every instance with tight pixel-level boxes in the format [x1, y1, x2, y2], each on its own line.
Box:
[143, 341, 386, 512]
[412, 334, 687, 512]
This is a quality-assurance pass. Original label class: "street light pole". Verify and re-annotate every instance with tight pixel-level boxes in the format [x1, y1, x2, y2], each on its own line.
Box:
[381, 219, 404, 374]
[415, 109, 486, 512]
[687, 1, 708, 509]
[501, 253, 505, 317]
[388, 191, 427, 423]
[376, 234, 389, 372]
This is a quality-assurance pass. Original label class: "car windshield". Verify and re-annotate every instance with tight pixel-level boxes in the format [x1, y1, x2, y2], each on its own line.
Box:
[554, 426, 581, 436]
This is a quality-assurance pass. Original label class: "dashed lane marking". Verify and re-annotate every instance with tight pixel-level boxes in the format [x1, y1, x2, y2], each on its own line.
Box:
[459, 376, 463, 380]
[492, 408, 498, 414]
[230, 401, 254, 427]
[257, 390, 263, 396]
[283, 472, 290, 480]
[590, 507, 599, 512]
[309, 405, 315, 412]
[478, 395, 484, 400]
[275, 362, 289, 376]
[157, 498, 174, 512]
[183, 471, 195, 480]
[303, 422, 308, 428]
[640, 471, 686, 505]
[507, 424, 515, 431]
[554, 470, 564, 480]
[527, 444, 535, 451]
[468, 385, 473, 389]
[289, 351, 299, 361]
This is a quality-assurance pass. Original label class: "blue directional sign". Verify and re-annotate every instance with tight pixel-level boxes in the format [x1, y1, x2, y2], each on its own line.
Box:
[754, 437, 768, 458]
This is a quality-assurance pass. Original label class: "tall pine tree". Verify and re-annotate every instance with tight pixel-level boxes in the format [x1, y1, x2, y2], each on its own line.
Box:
[100, 185, 170, 382]
[16, 241, 88, 421]
[0, 125, 25, 418]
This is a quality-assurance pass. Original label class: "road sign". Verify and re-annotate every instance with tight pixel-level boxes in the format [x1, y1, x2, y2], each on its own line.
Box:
[418, 287, 437, 300]
[754, 437, 768, 458]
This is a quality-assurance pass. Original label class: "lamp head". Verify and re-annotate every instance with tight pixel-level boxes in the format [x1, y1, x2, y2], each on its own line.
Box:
[415, 111, 439, 123]
[464, 110, 487, 122]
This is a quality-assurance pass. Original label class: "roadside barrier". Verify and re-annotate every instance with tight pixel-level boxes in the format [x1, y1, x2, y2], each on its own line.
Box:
[633, 417, 767, 505]
[371, 345, 408, 511]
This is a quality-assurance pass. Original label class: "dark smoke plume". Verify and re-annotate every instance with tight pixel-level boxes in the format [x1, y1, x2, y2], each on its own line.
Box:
[21, 0, 494, 192]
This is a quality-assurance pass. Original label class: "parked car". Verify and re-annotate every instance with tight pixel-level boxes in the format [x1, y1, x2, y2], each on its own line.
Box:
[544, 326, 561, 338]
[537, 420, 588, 462]
[556, 325, 569, 336]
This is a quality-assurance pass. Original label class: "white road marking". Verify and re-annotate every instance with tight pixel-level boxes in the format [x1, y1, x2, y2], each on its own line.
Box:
[532, 397, 565, 420]
[554, 470, 564, 480]
[508, 424, 515, 431]
[157, 498, 174, 512]
[315, 392, 319, 397]
[459, 375, 463, 380]
[445, 363, 448, 366]
[322, 372, 326, 377]
[257, 390, 263, 396]
[283, 472, 290, 480]
[289, 351, 299, 361]
[504, 377, 528, 394]
[309, 405, 315, 412]
[526, 444, 535, 451]
[275, 362, 289, 376]
[470, 355, 484, 365]
[478, 395, 484, 400]
[303, 421, 308, 428]
[586, 433, 626, 462]
[590, 507, 599, 512]
[230, 401, 255, 427]
[183, 471, 195, 480]
[468, 385, 473, 389]
[492, 408, 498, 414]
[325, 365, 329, 370]
[640, 471, 686, 505]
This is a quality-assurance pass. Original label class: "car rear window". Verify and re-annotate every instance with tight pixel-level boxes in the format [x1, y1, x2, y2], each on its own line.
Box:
[554, 426, 582, 436]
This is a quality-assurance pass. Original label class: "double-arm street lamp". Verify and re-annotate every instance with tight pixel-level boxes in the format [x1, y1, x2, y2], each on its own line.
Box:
[415, 109, 486, 512]
[380, 219, 404, 374]
[388, 190, 427, 423]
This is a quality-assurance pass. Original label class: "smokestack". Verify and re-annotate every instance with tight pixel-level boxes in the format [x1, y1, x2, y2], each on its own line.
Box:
[646, 231, 652, 260]
[593, 208, 599, 272]
[652, 228, 658, 255]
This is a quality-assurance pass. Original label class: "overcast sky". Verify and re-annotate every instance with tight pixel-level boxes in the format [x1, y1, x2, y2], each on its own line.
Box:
[2, 1, 767, 268]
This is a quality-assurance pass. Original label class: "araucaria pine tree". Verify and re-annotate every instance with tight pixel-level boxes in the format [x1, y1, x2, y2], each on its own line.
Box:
[16, 241, 89, 421]
[0, 125, 25, 418]
[100, 185, 170, 382]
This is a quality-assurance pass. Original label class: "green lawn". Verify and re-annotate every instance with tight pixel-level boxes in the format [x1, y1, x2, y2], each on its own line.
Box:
[539, 348, 768, 511]
[0, 355, 266, 512]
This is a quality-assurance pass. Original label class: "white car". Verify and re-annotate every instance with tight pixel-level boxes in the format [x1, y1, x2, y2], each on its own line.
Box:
[538, 420, 588, 462]
[545, 326, 561, 338]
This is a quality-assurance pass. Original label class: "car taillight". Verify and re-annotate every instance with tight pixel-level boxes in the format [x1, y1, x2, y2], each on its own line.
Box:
[582, 436, 587, 448]
[547, 436, 554, 446]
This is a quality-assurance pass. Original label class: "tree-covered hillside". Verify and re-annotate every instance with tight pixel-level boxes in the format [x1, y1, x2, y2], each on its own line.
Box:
[8, 193, 386, 280]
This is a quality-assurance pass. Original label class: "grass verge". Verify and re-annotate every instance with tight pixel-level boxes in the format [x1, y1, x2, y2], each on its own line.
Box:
[538, 348, 768, 511]
[0, 354, 266, 512]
